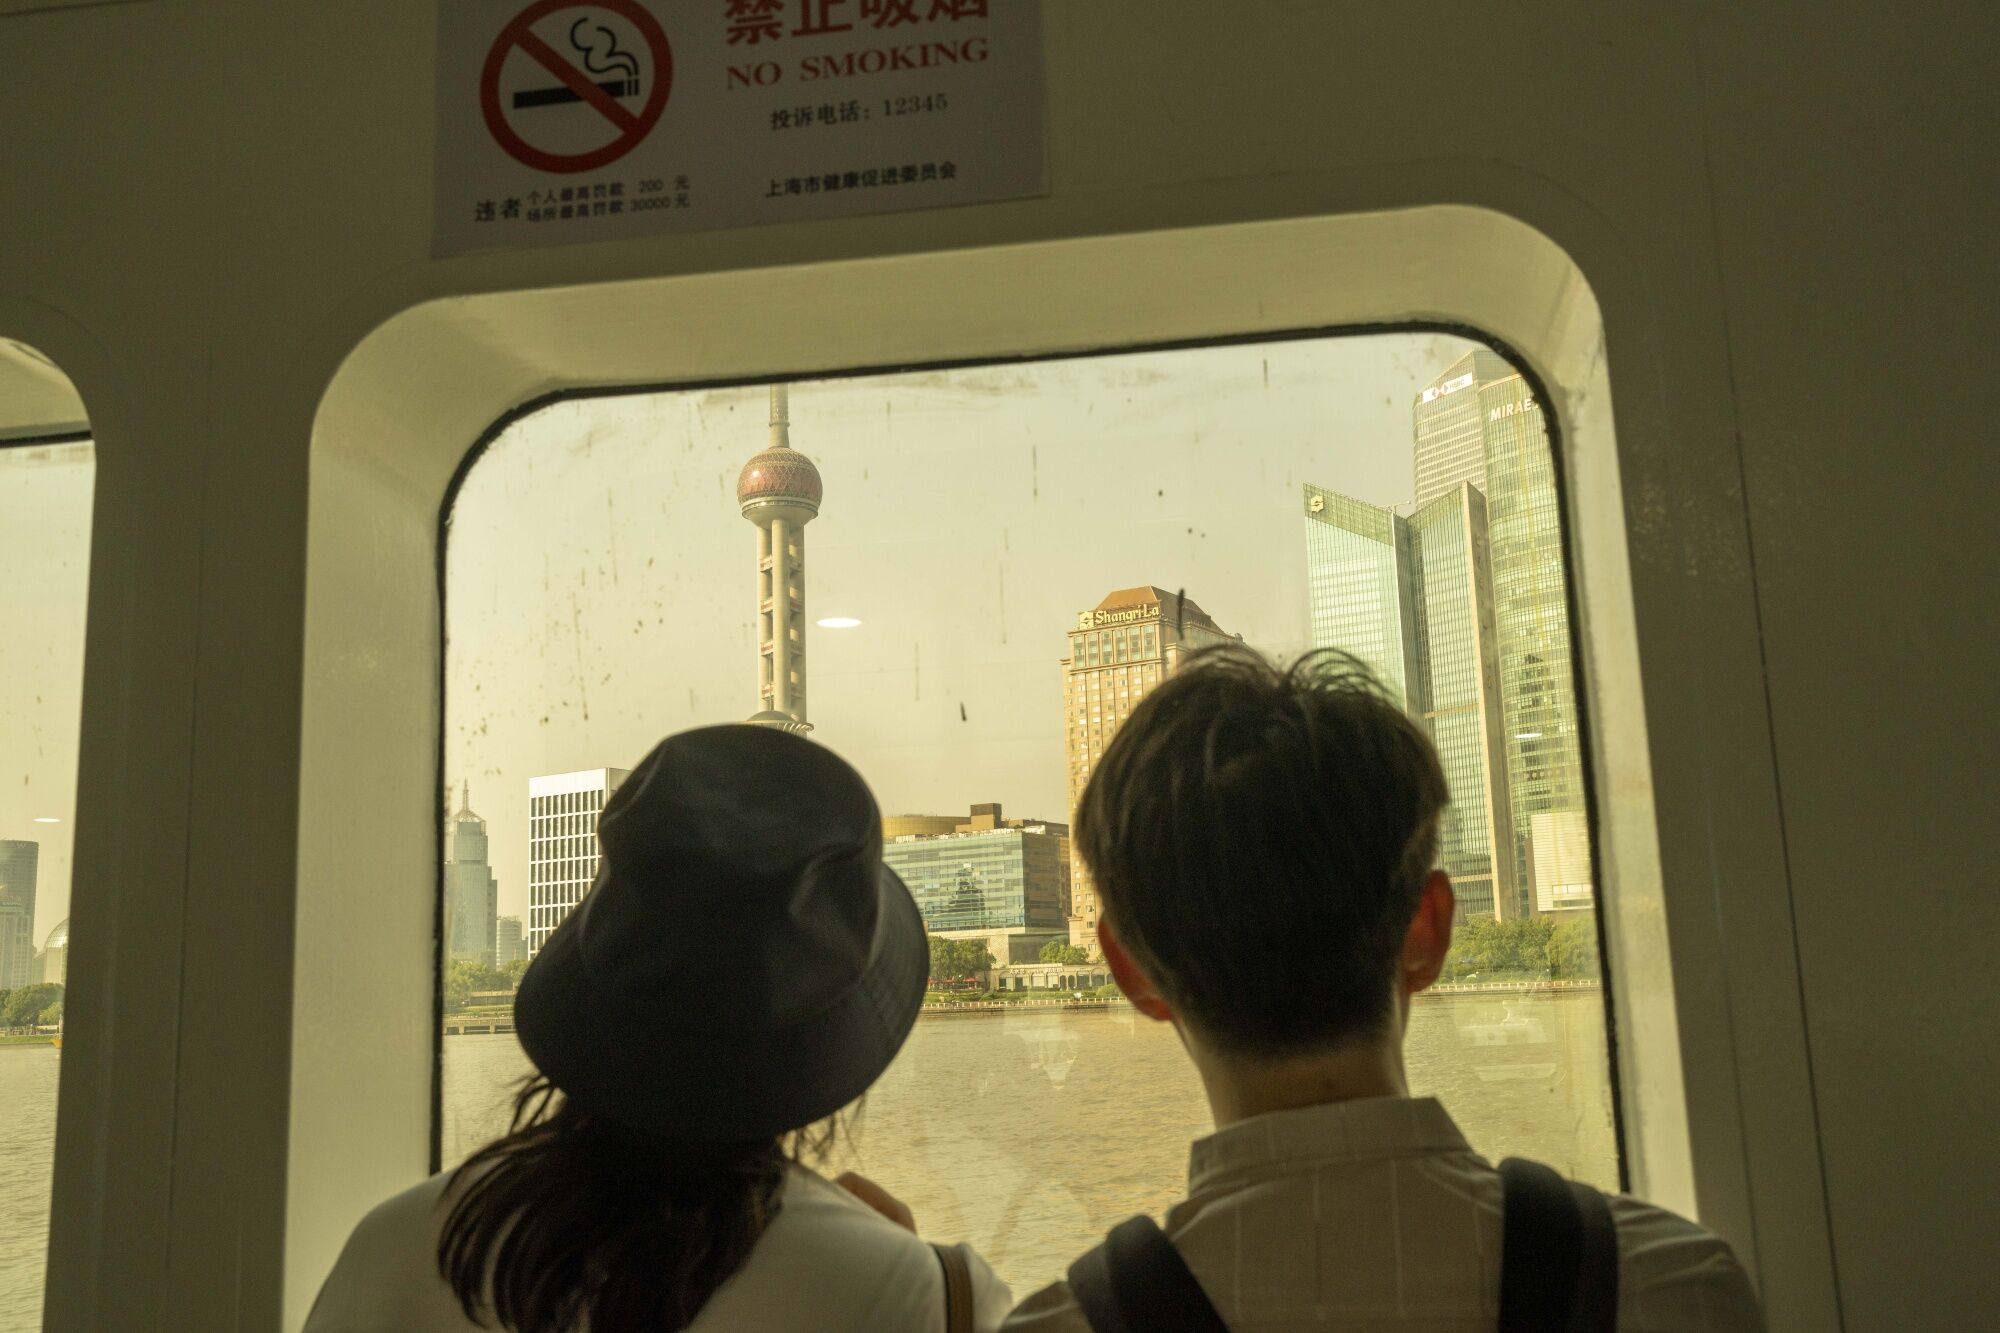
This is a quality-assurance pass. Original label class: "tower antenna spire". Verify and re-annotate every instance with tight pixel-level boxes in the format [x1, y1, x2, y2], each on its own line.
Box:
[769, 383, 790, 450]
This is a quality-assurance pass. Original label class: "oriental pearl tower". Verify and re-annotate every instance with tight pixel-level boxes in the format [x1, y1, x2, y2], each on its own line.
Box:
[738, 384, 822, 734]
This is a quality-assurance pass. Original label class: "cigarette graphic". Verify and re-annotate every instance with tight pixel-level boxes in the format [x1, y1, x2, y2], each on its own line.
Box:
[513, 78, 641, 109]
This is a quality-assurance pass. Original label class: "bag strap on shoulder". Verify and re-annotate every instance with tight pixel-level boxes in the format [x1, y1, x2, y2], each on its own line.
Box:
[1069, 1160, 1615, 1332]
[1499, 1157, 1619, 1332]
[931, 1242, 975, 1333]
[1068, 1215, 1229, 1333]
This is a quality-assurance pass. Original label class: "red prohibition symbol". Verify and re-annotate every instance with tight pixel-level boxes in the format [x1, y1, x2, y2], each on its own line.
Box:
[480, 0, 673, 174]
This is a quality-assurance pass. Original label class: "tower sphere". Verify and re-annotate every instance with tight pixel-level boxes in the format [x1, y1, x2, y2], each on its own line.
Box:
[736, 447, 823, 516]
[745, 708, 814, 734]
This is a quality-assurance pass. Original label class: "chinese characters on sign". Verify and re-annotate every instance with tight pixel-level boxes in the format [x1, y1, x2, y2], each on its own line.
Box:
[770, 99, 865, 128]
[728, 0, 991, 46]
[470, 175, 696, 229]
[435, 0, 1044, 256]
[764, 161, 954, 197]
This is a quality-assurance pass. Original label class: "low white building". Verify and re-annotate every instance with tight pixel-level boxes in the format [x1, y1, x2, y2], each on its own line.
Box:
[527, 768, 631, 955]
[988, 961, 1114, 993]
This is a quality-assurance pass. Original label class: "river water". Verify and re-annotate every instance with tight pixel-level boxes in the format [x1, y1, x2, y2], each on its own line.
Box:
[444, 992, 1616, 1304]
[0, 992, 1614, 1326]
[0, 1046, 60, 1332]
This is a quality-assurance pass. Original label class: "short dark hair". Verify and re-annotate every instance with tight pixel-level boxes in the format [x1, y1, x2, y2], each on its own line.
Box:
[1076, 646, 1449, 1056]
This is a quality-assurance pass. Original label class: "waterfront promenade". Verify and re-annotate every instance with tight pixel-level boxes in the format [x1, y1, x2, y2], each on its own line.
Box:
[439, 978, 1601, 1034]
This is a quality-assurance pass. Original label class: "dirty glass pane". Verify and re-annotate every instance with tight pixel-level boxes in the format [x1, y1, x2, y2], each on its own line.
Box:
[0, 438, 94, 1330]
[440, 335, 1615, 1295]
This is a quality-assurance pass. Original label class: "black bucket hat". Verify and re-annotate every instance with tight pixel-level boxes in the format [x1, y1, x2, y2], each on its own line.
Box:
[515, 724, 928, 1141]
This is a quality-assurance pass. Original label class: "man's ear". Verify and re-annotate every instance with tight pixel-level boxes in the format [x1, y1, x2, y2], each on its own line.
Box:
[1098, 914, 1176, 1024]
[1400, 870, 1456, 995]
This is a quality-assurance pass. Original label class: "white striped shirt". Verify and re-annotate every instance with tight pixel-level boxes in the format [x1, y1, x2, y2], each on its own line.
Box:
[1004, 1096, 1762, 1331]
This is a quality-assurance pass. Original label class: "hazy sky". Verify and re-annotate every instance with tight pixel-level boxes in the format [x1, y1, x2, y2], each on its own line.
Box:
[0, 333, 1482, 938]
[446, 332, 1479, 920]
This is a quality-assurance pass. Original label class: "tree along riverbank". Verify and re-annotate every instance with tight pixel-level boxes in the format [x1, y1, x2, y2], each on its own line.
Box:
[440, 975, 1604, 1034]
[917, 977, 1602, 1018]
[443, 996, 1134, 1034]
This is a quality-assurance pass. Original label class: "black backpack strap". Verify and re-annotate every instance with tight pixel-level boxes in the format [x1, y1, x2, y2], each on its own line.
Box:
[931, 1242, 975, 1333]
[1067, 1215, 1230, 1333]
[1500, 1157, 1620, 1332]
[1568, 1173, 1619, 1329]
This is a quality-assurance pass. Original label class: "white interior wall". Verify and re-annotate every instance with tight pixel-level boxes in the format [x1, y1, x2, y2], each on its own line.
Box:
[1693, 11, 1998, 1327]
[3, 2, 1992, 1329]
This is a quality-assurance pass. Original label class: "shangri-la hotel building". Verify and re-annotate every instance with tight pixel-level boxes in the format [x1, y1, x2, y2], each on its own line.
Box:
[1062, 586, 1235, 956]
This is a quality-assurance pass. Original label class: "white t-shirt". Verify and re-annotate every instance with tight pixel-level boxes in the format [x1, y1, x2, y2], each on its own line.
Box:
[306, 1163, 1011, 1332]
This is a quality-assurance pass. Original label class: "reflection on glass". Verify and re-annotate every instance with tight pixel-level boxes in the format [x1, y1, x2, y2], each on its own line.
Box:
[0, 438, 94, 1330]
[441, 336, 1614, 1296]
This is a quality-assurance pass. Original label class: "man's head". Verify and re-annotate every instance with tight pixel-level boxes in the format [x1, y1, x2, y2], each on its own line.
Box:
[1077, 646, 1453, 1059]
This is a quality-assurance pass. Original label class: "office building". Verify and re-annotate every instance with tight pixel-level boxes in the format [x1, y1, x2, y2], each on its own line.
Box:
[886, 802, 1073, 888]
[495, 915, 527, 968]
[881, 813, 966, 840]
[0, 902, 32, 994]
[883, 803, 1070, 935]
[1531, 810, 1595, 915]
[1412, 347, 1516, 505]
[1063, 586, 1235, 955]
[34, 918, 70, 986]
[960, 800, 1072, 912]
[1475, 365, 1588, 905]
[527, 767, 631, 955]
[885, 803, 1071, 843]
[738, 384, 822, 734]
[1303, 483, 1423, 711]
[0, 840, 38, 989]
[1409, 483, 1517, 921]
[1413, 351, 1590, 910]
[443, 784, 498, 969]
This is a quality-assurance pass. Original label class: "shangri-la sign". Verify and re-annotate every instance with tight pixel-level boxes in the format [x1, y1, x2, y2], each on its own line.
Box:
[1074, 603, 1163, 631]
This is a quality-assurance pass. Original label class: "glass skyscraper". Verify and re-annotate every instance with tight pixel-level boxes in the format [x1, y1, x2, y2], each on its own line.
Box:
[1303, 484, 1423, 712]
[0, 903, 32, 993]
[0, 840, 39, 988]
[1414, 351, 1589, 912]
[1296, 482, 1520, 922]
[1410, 483, 1517, 921]
[883, 825, 1069, 933]
[1413, 348, 1515, 505]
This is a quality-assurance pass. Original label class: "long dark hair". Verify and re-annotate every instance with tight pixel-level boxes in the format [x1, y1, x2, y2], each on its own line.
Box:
[437, 1076, 840, 1331]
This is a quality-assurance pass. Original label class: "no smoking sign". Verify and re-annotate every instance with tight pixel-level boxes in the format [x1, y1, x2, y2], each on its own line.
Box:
[436, 0, 1046, 256]
[480, 0, 672, 173]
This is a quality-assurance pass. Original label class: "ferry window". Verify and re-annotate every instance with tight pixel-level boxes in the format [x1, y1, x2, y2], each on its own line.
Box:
[0, 436, 93, 1330]
[440, 334, 1616, 1294]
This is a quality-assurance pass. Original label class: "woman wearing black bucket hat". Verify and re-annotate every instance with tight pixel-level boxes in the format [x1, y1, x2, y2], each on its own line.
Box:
[306, 725, 1010, 1332]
